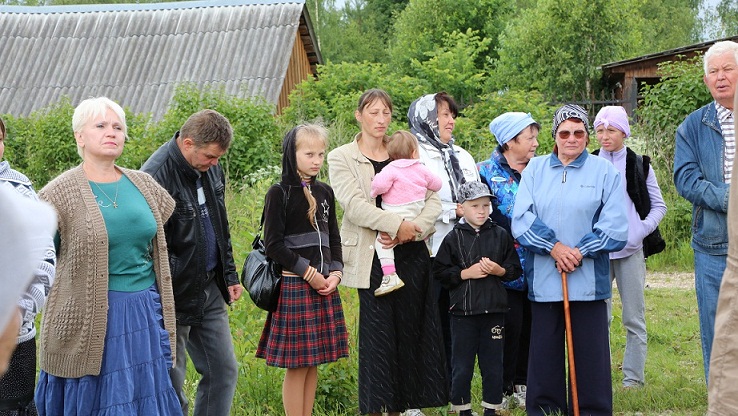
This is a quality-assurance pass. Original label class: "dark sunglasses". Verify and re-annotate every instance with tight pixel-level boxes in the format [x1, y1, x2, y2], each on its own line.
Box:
[557, 130, 587, 140]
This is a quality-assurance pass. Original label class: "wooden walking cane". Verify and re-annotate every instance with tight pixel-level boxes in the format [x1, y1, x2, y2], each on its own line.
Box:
[561, 271, 580, 416]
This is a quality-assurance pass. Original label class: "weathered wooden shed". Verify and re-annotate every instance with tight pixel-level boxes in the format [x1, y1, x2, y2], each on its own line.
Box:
[0, 0, 322, 119]
[601, 35, 738, 115]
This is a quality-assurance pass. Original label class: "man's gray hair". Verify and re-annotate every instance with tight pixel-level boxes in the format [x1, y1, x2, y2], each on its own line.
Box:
[704, 41, 738, 75]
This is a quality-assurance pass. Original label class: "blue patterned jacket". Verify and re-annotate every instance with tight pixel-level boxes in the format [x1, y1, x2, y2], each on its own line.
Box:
[478, 150, 526, 291]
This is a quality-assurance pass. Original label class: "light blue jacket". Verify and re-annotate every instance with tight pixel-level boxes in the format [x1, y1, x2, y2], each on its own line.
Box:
[673, 102, 729, 255]
[511, 151, 628, 302]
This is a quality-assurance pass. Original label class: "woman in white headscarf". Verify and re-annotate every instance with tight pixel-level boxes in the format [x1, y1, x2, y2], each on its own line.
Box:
[408, 92, 480, 411]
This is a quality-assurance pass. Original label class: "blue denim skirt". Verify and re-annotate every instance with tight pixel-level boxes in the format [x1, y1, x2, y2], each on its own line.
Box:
[34, 284, 182, 416]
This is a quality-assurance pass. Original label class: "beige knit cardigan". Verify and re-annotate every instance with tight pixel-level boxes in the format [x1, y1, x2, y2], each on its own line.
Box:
[38, 164, 176, 378]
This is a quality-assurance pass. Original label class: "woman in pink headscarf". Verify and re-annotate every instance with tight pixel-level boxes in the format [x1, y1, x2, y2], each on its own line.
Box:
[592, 106, 666, 389]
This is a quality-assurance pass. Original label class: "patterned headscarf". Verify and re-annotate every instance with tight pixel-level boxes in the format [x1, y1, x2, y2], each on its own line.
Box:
[407, 94, 466, 202]
[552, 104, 590, 138]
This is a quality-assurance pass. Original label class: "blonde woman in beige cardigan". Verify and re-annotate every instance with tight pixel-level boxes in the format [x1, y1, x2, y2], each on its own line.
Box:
[34, 97, 182, 416]
[328, 89, 448, 416]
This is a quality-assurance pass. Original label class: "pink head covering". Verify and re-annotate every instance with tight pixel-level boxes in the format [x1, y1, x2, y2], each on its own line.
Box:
[594, 106, 630, 138]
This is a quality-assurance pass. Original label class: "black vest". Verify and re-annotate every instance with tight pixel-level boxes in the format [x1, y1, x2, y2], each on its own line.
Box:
[592, 148, 651, 219]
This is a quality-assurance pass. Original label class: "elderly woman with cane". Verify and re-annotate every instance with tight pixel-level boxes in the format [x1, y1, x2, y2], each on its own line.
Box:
[511, 104, 628, 416]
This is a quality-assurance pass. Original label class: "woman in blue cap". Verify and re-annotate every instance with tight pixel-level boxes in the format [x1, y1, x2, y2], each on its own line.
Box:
[477, 112, 540, 410]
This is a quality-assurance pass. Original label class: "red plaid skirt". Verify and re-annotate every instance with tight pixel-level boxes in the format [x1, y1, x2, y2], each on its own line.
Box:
[256, 274, 349, 368]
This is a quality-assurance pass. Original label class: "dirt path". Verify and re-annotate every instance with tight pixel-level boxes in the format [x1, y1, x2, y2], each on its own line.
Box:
[646, 271, 693, 290]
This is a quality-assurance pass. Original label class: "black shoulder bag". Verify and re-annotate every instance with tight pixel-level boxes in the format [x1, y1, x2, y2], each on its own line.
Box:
[241, 185, 286, 312]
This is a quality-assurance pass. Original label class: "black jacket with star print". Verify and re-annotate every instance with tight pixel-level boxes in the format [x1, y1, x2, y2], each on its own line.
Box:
[263, 128, 342, 278]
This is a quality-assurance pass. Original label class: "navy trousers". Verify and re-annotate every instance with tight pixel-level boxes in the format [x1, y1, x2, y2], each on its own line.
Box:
[526, 300, 612, 416]
[450, 313, 505, 408]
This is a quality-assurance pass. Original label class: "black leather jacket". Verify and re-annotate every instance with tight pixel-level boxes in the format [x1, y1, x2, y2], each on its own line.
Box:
[142, 134, 238, 325]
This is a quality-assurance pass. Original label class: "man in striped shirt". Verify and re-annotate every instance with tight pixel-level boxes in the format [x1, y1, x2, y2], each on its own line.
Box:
[674, 40, 738, 384]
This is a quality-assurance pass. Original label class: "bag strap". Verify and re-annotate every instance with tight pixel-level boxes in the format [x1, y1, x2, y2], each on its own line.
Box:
[257, 183, 288, 237]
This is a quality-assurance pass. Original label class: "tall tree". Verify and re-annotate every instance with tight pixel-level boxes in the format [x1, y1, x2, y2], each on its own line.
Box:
[627, 0, 700, 51]
[364, 0, 408, 42]
[387, 0, 513, 74]
[701, 0, 738, 40]
[490, 0, 698, 99]
[491, 0, 625, 98]
[717, 0, 738, 35]
[312, 0, 392, 63]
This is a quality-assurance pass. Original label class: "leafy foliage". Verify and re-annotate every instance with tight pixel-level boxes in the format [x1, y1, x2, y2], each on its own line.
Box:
[636, 56, 712, 175]
[454, 89, 558, 161]
[280, 61, 431, 142]
[635, 55, 711, 259]
[700, 0, 738, 40]
[1, 85, 283, 188]
[311, 0, 390, 64]
[133, 84, 283, 185]
[409, 29, 491, 107]
[4, 98, 78, 186]
[627, 0, 700, 51]
[492, 0, 626, 98]
[491, 0, 698, 99]
[388, 0, 512, 75]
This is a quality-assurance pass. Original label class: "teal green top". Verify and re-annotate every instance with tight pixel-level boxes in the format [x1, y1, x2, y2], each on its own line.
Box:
[90, 175, 157, 292]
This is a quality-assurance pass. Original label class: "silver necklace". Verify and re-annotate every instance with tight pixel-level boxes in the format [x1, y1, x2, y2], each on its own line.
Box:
[92, 175, 120, 208]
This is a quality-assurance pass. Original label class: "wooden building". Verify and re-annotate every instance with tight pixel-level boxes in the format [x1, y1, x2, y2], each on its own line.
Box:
[600, 35, 738, 115]
[0, 0, 323, 120]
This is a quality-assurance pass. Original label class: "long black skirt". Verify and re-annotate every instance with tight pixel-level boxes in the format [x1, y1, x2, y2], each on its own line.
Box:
[0, 338, 37, 415]
[358, 241, 449, 414]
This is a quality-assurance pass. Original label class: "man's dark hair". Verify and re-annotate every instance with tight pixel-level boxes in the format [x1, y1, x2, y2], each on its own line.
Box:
[180, 109, 233, 149]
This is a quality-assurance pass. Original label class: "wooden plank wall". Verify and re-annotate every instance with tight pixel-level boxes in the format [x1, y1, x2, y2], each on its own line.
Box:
[277, 31, 313, 114]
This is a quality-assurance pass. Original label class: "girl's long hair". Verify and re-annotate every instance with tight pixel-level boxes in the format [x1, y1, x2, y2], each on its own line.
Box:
[295, 124, 329, 228]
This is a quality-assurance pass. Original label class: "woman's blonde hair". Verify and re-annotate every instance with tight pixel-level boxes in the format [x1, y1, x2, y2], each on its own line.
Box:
[72, 97, 127, 158]
[387, 130, 418, 160]
[295, 124, 329, 228]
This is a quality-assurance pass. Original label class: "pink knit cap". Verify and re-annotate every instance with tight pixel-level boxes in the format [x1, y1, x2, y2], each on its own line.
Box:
[594, 106, 630, 138]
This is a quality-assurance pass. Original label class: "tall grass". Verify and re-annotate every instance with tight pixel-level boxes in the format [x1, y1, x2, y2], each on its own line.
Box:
[171, 183, 708, 415]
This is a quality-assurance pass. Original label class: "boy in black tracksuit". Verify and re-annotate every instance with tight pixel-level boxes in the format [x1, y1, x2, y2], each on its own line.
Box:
[433, 181, 522, 416]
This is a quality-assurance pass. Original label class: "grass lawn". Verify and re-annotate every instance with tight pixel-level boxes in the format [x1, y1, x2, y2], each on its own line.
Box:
[180, 275, 706, 415]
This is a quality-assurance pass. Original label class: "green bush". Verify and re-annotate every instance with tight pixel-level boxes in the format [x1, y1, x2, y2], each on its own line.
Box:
[635, 55, 712, 263]
[280, 61, 431, 137]
[455, 90, 558, 161]
[139, 84, 284, 186]
[636, 55, 712, 174]
[1, 85, 283, 189]
[4, 98, 77, 186]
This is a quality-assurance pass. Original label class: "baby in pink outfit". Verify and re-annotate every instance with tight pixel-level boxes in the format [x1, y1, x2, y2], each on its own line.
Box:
[370, 130, 442, 296]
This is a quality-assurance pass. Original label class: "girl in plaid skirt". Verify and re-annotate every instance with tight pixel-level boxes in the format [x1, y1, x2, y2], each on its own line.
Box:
[256, 124, 349, 415]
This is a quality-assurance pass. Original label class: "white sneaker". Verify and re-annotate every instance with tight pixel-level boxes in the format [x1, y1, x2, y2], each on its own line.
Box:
[447, 410, 478, 416]
[513, 385, 526, 409]
[402, 410, 425, 416]
[375, 272, 405, 296]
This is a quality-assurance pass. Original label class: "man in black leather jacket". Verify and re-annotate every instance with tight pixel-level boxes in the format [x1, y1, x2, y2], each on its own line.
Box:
[142, 109, 242, 416]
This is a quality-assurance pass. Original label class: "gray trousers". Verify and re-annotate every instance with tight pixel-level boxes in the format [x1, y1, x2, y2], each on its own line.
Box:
[169, 278, 238, 416]
[606, 248, 648, 387]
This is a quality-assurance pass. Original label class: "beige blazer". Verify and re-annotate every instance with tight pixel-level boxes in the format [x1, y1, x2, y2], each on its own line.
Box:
[328, 136, 441, 288]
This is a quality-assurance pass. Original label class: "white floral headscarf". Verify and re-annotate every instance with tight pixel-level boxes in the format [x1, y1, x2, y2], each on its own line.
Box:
[407, 93, 466, 202]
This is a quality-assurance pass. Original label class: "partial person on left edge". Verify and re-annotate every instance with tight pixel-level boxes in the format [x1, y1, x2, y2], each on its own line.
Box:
[0, 115, 56, 416]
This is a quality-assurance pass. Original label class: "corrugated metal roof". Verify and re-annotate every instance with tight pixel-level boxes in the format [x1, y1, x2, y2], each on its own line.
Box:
[0, 0, 317, 120]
